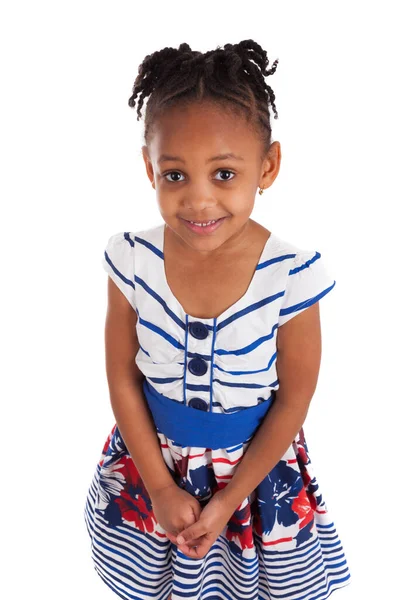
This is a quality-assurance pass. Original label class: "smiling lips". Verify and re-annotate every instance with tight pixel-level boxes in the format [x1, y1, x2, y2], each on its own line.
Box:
[182, 217, 225, 224]
[181, 217, 227, 234]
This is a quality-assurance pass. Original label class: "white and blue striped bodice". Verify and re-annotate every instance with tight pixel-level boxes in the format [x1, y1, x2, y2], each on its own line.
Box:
[103, 223, 336, 415]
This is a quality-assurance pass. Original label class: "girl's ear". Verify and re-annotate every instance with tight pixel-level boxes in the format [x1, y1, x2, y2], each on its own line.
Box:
[142, 145, 155, 188]
[259, 140, 282, 190]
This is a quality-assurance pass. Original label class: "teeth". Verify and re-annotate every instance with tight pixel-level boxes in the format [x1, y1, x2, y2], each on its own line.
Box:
[189, 220, 216, 226]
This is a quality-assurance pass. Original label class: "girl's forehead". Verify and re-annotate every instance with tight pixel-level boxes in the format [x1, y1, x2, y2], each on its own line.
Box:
[150, 135, 260, 166]
[149, 107, 260, 157]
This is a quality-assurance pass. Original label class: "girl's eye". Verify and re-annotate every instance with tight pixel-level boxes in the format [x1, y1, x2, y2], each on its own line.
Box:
[164, 171, 184, 183]
[215, 169, 235, 181]
[163, 169, 235, 183]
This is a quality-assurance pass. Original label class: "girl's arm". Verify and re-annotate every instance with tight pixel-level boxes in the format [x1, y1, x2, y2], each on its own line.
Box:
[217, 301, 323, 513]
[104, 277, 175, 497]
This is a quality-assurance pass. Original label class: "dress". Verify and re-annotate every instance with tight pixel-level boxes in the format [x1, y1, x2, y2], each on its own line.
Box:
[84, 222, 352, 600]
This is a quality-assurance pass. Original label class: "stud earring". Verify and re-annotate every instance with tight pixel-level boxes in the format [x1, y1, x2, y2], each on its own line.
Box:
[258, 187, 264, 195]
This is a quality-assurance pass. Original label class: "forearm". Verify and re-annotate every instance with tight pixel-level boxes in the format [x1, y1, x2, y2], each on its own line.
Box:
[218, 397, 309, 513]
[108, 378, 176, 498]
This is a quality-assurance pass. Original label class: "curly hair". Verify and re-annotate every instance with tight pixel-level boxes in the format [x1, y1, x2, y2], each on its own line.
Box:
[128, 39, 279, 156]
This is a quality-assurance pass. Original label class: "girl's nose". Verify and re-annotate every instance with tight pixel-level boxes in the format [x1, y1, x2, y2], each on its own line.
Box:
[182, 193, 218, 212]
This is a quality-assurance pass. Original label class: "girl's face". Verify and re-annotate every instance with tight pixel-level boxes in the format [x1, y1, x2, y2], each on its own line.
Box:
[142, 100, 281, 255]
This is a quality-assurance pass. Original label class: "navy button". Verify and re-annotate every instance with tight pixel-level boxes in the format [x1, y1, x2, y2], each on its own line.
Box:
[188, 357, 208, 376]
[189, 321, 209, 340]
[189, 397, 208, 411]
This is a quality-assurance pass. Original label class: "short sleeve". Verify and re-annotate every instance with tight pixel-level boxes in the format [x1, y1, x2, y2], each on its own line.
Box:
[278, 249, 336, 327]
[102, 231, 136, 310]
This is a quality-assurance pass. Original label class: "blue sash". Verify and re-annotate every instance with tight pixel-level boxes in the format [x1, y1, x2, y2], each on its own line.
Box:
[142, 379, 275, 449]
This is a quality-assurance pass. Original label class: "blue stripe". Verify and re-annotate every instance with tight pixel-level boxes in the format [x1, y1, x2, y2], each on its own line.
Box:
[215, 323, 278, 356]
[213, 378, 269, 389]
[148, 380, 278, 394]
[211, 401, 264, 413]
[218, 292, 285, 330]
[269, 571, 350, 599]
[94, 512, 170, 555]
[174, 574, 257, 599]
[147, 376, 184, 384]
[93, 541, 170, 582]
[266, 550, 322, 580]
[135, 274, 186, 330]
[139, 342, 275, 362]
[135, 235, 164, 259]
[199, 557, 258, 577]
[137, 308, 185, 350]
[92, 549, 170, 597]
[173, 561, 258, 587]
[138, 344, 151, 358]
[197, 588, 257, 600]
[279, 281, 336, 318]
[138, 333, 265, 364]
[104, 250, 135, 289]
[307, 575, 352, 600]
[93, 567, 135, 600]
[123, 231, 135, 247]
[290, 250, 321, 274]
[257, 251, 296, 270]
[226, 443, 243, 453]
[210, 318, 217, 413]
[214, 351, 277, 375]
[183, 314, 189, 406]
[186, 383, 210, 391]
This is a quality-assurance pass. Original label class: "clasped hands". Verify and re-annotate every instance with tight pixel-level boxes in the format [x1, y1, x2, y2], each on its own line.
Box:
[150, 482, 235, 559]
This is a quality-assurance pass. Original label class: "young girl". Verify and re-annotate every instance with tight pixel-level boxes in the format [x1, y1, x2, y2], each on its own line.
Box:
[84, 39, 352, 600]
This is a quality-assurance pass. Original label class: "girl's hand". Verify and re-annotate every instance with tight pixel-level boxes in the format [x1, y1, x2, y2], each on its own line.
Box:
[150, 483, 202, 536]
[172, 491, 235, 559]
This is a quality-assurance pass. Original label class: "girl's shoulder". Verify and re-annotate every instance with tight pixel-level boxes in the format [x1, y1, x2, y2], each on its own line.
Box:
[102, 230, 137, 310]
[270, 232, 337, 327]
[101, 224, 163, 310]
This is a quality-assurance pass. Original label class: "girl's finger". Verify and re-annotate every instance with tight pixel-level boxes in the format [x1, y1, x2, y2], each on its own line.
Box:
[178, 543, 200, 558]
[180, 538, 210, 559]
[180, 535, 205, 548]
[166, 531, 201, 549]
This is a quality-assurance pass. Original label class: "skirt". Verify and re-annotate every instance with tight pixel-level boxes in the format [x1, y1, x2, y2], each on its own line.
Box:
[84, 381, 352, 599]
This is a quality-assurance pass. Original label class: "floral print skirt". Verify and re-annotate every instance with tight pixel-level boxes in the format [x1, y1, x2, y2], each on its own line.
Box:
[84, 424, 352, 600]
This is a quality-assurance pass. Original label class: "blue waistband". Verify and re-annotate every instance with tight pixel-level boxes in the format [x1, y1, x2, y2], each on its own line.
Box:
[142, 379, 275, 449]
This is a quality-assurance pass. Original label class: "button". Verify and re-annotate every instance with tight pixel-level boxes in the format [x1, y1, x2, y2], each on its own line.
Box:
[188, 357, 208, 376]
[189, 321, 209, 340]
[189, 397, 208, 411]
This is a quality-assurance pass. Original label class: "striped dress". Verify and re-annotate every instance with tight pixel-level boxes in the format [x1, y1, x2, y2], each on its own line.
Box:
[84, 222, 352, 600]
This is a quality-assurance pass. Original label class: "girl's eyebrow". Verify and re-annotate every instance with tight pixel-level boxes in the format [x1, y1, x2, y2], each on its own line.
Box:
[158, 152, 245, 164]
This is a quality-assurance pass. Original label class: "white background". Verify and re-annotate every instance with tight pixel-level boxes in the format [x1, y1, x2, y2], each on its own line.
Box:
[1, 1, 398, 598]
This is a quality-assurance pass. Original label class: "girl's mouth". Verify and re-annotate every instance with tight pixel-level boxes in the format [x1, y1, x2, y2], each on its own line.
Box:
[181, 217, 227, 234]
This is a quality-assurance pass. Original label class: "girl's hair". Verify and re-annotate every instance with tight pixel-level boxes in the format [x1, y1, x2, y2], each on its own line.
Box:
[128, 39, 279, 156]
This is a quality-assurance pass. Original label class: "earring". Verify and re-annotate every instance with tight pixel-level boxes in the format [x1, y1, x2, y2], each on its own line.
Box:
[258, 187, 264, 195]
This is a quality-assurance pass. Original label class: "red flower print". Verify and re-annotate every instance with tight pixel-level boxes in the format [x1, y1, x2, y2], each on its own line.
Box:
[113, 455, 157, 534]
[226, 504, 254, 553]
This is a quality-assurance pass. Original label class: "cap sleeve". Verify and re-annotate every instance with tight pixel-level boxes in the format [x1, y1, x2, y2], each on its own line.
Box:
[278, 249, 336, 327]
[102, 231, 136, 310]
